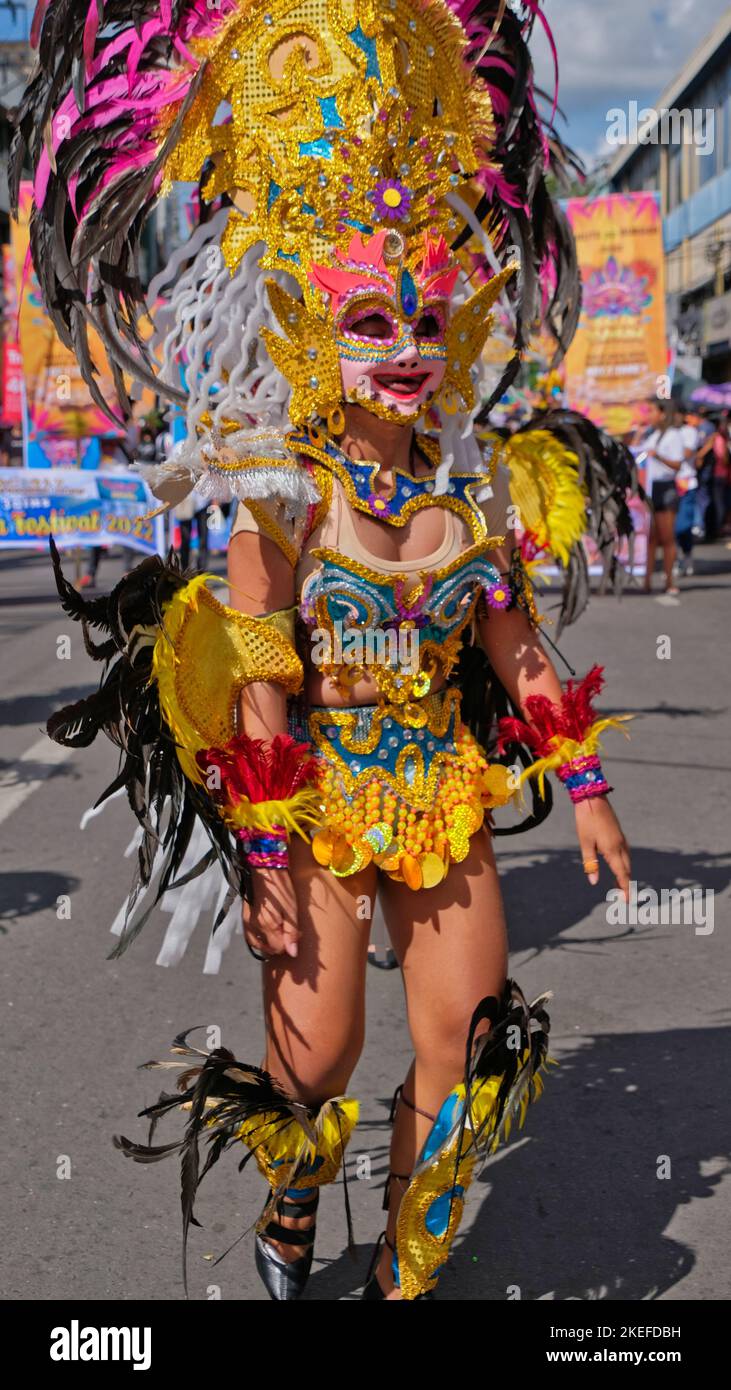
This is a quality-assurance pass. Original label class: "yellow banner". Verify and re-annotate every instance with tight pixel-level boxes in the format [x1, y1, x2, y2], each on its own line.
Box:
[10, 183, 125, 457]
[563, 193, 667, 436]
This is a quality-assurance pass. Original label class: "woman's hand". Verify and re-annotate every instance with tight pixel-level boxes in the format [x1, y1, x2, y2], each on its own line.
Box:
[242, 866, 300, 958]
[575, 797, 631, 900]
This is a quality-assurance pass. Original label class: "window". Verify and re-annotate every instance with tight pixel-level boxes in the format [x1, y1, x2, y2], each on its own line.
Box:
[667, 144, 682, 211]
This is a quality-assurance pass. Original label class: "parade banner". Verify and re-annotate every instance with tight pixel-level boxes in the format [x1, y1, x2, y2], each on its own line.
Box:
[0, 468, 165, 554]
[563, 193, 667, 436]
[10, 185, 124, 467]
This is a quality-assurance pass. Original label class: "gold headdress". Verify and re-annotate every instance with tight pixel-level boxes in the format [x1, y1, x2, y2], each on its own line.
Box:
[14, 1, 576, 424]
[157, 0, 515, 426]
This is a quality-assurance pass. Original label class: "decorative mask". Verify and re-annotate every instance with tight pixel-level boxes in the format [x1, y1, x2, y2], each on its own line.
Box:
[262, 228, 516, 430]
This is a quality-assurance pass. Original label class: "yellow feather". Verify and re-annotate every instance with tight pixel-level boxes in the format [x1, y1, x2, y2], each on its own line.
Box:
[498, 430, 588, 568]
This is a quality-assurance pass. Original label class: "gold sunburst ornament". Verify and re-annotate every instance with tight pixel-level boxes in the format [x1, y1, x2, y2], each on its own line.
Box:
[156, 0, 514, 428]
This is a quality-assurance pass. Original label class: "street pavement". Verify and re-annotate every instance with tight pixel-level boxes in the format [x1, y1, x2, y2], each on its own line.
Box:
[1, 541, 730, 1302]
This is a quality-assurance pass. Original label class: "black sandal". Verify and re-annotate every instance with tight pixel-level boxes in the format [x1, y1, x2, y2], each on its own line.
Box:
[360, 1087, 439, 1299]
[255, 1190, 319, 1301]
[361, 1230, 394, 1300]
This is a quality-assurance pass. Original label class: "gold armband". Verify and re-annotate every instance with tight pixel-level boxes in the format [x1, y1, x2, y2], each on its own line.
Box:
[152, 576, 303, 787]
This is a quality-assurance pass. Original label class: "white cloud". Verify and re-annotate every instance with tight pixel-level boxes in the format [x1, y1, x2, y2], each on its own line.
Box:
[533, 0, 731, 98]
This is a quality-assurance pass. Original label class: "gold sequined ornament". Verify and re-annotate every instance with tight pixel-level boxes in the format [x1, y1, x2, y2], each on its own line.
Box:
[156, 0, 515, 423]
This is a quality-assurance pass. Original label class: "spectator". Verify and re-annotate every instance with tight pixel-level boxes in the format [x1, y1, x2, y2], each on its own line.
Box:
[175, 487, 210, 572]
[688, 406, 714, 540]
[697, 411, 731, 538]
[632, 398, 684, 596]
[675, 404, 702, 575]
[80, 437, 134, 586]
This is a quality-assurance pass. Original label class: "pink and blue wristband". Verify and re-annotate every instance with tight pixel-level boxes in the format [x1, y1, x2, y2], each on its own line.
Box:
[237, 825, 289, 868]
[557, 754, 612, 804]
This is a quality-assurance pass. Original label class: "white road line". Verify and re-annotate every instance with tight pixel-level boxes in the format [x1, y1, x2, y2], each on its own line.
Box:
[0, 734, 74, 825]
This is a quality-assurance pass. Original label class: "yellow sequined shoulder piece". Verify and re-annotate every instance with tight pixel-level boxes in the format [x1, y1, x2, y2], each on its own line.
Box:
[152, 576, 303, 787]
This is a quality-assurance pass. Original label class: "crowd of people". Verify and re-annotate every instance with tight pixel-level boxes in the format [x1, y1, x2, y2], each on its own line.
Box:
[631, 398, 731, 596]
[7, 393, 730, 597]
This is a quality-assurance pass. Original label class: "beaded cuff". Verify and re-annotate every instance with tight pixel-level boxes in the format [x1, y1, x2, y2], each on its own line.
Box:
[237, 824, 289, 869]
[556, 754, 612, 804]
[497, 665, 630, 799]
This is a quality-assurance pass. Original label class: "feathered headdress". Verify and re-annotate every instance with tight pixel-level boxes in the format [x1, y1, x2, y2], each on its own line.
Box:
[11, 0, 580, 430]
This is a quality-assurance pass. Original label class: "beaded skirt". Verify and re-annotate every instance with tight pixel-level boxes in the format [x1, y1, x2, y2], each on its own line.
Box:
[288, 687, 514, 889]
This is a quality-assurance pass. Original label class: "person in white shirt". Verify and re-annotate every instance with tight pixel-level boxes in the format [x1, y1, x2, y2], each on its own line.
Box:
[633, 399, 683, 595]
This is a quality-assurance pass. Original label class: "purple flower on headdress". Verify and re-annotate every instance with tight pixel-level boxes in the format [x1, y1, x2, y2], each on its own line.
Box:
[371, 178, 413, 223]
[484, 580, 512, 610]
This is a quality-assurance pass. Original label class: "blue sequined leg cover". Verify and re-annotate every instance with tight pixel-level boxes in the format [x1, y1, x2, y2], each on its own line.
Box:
[392, 981, 554, 1300]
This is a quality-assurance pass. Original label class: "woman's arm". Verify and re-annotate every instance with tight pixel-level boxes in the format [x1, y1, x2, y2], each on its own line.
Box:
[228, 526, 295, 741]
[651, 449, 681, 472]
[478, 542, 631, 899]
[227, 525, 302, 958]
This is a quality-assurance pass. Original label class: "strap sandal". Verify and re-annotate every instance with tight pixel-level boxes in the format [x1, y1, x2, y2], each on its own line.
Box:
[254, 1189, 319, 1302]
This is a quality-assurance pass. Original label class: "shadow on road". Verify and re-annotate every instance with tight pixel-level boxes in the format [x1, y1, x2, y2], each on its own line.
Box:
[497, 845, 731, 958]
[305, 1024, 731, 1301]
[0, 869, 81, 925]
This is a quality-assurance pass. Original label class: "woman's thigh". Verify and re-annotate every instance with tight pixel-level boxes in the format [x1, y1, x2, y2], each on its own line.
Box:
[262, 835, 377, 1102]
[378, 828, 508, 1074]
[655, 508, 676, 544]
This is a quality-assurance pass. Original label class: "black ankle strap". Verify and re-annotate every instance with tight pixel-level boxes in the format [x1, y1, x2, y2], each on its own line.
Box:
[275, 1192, 319, 1219]
[382, 1169, 411, 1211]
[261, 1189, 319, 1244]
[261, 1219, 316, 1247]
[390, 1083, 437, 1125]
[365, 1229, 395, 1285]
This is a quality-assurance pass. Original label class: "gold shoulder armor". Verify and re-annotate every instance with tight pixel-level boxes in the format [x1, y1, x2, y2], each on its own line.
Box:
[152, 576, 303, 786]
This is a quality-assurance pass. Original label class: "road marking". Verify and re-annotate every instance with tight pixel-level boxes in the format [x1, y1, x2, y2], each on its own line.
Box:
[0, 734, 73, 825]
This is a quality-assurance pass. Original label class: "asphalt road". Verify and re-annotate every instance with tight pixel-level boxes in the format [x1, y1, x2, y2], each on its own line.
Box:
[1, 542, 730, 1302]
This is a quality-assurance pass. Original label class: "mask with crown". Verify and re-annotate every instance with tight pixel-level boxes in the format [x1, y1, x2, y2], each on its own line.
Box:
[12, 1, 577, 455]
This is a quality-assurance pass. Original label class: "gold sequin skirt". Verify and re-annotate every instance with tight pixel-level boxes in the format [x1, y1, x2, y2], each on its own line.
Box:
[288, 687, 514, 890]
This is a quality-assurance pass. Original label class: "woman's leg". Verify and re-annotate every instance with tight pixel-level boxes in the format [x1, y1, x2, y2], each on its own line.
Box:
[644, 519, 657, 591]
[655, 509, 677, 589]
[375, 827, 508, 1297]
[260, 836, 377, 1259]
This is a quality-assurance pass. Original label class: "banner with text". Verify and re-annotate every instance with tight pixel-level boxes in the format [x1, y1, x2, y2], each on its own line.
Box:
[563, 193, 667, 436]
[0, 468, 165, 554]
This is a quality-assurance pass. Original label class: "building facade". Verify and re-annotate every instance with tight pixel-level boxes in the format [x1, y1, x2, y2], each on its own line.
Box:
[608, 10, 731, 384]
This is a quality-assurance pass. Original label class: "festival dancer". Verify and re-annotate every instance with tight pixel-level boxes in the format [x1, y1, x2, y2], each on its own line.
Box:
[13, 0, 633, 1299]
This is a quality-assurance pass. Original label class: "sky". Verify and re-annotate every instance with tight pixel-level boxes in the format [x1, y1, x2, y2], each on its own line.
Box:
[2, 0, 731, 168]
[532, 0, 731, 167]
